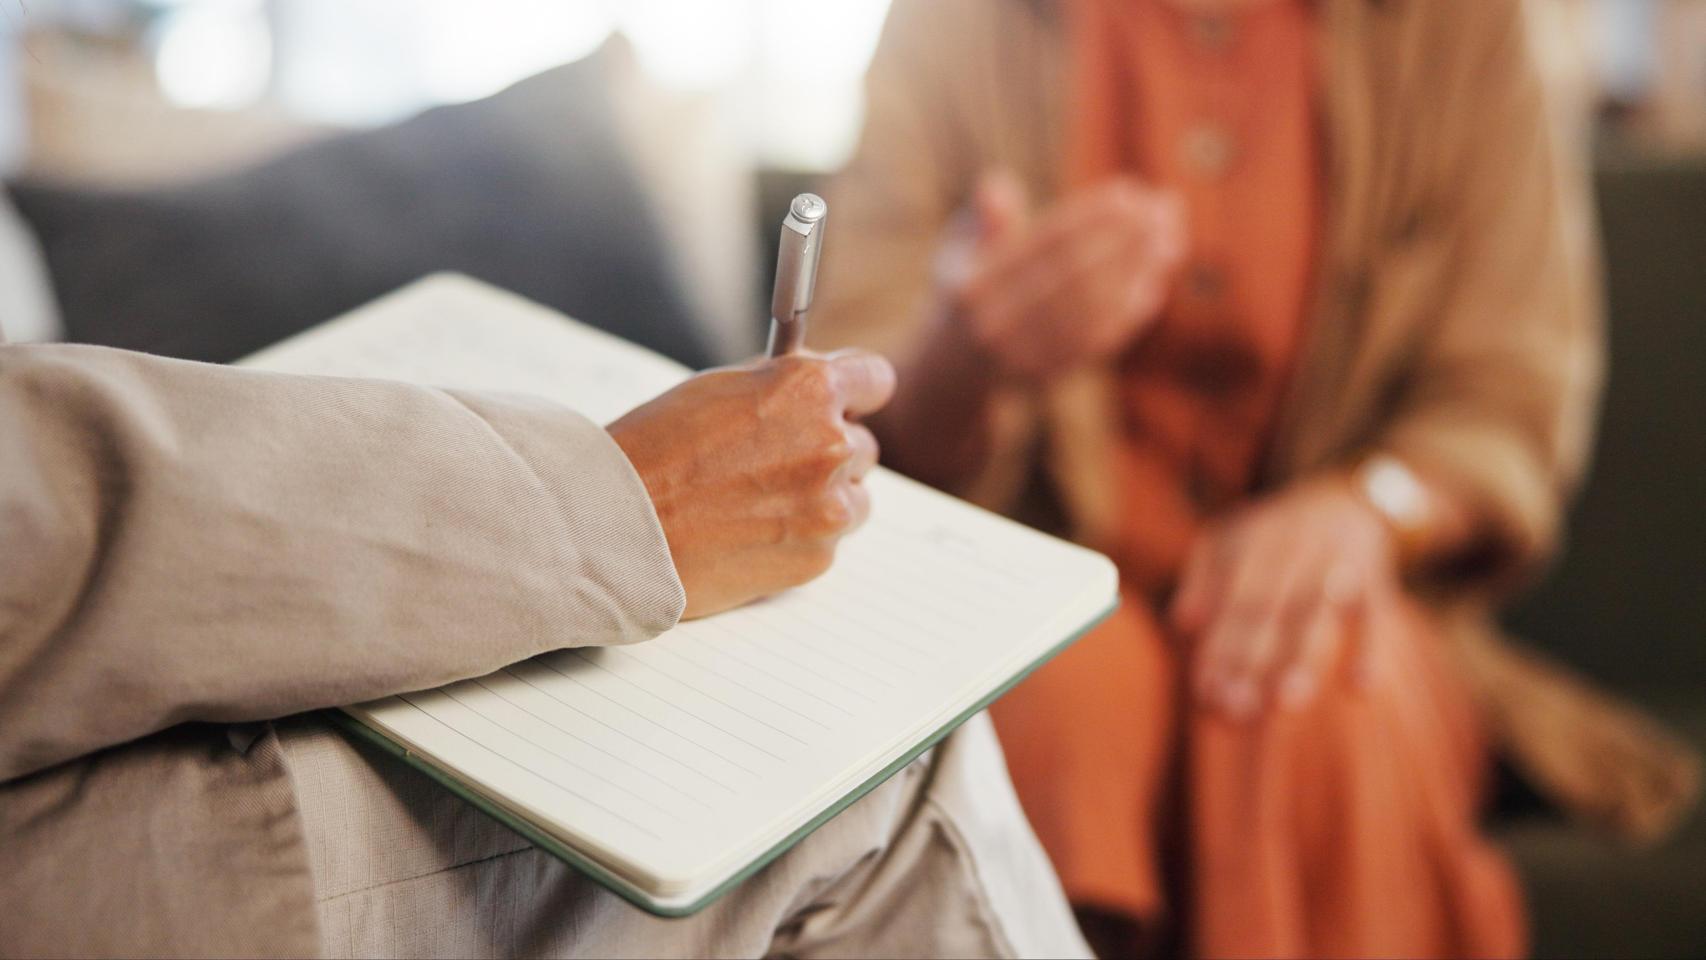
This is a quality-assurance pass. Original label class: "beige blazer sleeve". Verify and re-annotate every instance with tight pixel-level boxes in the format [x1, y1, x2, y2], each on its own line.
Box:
[0, 343, 685, 782]
[1373, 0, 1603, 580]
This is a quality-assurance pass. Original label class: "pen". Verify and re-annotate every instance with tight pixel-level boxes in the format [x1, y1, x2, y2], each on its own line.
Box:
[767, 193, 828, 357]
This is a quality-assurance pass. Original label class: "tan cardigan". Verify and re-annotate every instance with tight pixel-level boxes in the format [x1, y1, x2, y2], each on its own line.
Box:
[0, 344, 686, 956]
[815, 0, 1697, 841]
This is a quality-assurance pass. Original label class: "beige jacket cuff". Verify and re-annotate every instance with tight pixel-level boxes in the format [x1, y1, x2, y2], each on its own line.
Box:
[442, 385, 687, 643]
[1382, 412, 1561, 591]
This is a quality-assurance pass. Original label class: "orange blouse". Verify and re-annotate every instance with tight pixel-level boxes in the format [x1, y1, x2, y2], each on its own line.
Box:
[1067, 0, 1322, 591]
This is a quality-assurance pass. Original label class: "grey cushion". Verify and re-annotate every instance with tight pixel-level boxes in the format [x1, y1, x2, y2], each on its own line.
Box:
[7, 48, 714, 369]
[1497, 155, 1706, 960]
[1504, 156, 1706, 695]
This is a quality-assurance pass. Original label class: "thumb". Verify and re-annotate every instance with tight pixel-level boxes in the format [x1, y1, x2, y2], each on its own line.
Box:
[973, 169, 1030, 249]
[825, 349, 898, 419]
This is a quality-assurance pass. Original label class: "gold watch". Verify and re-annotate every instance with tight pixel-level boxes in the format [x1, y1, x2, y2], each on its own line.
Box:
[1349, 453, 1432, 560]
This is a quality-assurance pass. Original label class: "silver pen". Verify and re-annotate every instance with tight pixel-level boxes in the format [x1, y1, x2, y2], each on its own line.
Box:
[767, 193, 828, 357]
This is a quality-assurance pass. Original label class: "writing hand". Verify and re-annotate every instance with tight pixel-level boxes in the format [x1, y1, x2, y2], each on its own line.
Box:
[608, 350, 895, 619]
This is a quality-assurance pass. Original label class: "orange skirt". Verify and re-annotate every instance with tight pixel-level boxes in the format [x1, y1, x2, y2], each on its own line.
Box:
[991, 589, 1525, 959]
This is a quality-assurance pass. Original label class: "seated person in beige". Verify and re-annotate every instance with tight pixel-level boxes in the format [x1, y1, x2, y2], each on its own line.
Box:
[0, 322, 1088, 958]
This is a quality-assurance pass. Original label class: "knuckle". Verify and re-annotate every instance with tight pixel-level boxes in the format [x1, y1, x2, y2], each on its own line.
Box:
[819, 431, 854, 467]
[772, 352, 816, 375]
[758, 359, 835, 422]
[803, 423, 852, 476]
[809, 488, 856, 536]
[776, 355, 834, 400]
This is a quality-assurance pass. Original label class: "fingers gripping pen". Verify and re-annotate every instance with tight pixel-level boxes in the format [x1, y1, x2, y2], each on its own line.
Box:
[767, 193, 828, 357]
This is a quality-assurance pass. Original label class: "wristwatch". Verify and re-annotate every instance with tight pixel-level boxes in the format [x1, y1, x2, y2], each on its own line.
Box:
[1349, 453, 1432, 559]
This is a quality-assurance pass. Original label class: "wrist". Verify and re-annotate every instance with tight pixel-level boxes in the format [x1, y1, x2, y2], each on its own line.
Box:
[1344, 453, 1433, 565]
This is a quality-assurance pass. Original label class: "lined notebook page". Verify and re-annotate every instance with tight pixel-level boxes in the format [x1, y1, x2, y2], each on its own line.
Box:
[243, 274, 1116, 907]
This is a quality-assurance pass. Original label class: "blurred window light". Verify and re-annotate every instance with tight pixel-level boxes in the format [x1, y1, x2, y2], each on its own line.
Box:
[0, 8, 23, 173]
[614, 0, 891, 168]
[268, 0, 431, 126]
[414, 1, 616, 104]
[15, 0, 897, 170]
[756, 0, 889, 81]
[270, 0, 615, 126]
[153, 0, 271, 109]
[619, 0, 756, 92]
[750, 0, 890, 169]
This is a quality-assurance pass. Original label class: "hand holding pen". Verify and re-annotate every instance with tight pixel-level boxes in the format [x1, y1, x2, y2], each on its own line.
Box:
[608, 192, 895, 616]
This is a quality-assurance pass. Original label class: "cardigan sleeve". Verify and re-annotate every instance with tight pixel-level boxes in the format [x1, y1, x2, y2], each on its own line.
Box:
[811, 0, 976, 359]
[1375, 0, 1604, 589]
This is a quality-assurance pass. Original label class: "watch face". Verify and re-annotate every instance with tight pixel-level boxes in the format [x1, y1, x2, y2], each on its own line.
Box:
[1362, 456, 1428, 529]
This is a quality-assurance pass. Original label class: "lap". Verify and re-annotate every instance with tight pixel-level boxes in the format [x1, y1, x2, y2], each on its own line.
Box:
[990, 596, 1178, 917]
[990, 590, 1520, 957]
[276, 711, 1087, 959]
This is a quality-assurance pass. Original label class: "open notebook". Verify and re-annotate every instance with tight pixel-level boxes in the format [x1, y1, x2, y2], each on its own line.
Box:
[241, 274, 1117, 916]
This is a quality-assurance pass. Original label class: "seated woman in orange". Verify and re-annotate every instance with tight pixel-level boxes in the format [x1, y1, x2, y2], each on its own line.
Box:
[812, 0, 1602, 957]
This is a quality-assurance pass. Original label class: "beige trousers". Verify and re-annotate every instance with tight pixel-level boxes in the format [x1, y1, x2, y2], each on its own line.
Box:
[277, 712, 1089, 959]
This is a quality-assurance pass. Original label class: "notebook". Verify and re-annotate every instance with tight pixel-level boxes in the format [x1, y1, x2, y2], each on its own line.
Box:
[240, 274, 1118, 916]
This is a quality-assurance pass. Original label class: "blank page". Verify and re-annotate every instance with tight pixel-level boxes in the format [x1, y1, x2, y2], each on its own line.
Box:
[242, 274, 1117, 909]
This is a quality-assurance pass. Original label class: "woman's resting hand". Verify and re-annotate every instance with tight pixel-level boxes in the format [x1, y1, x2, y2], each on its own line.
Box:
[1170, 476, 1401, 718]
[608, 351, 895, 619]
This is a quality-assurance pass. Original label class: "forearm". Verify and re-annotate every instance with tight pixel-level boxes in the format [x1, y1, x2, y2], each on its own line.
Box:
[0, 344, 684, 781]
[1354, 0, 1600, 587]
[870, 301, 1007, 495]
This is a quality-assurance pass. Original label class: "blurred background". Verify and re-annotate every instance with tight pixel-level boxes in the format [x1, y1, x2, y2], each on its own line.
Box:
[4, 0, 1704, 356]
[0, 0, 904, 359]
[1, 1, 1702, 956]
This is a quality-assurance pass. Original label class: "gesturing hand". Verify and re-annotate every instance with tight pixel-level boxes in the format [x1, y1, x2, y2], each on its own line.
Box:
[1170, 478, 1402, 718]
[945, 170, 1186, 380]
[607, 351, 895, 619]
